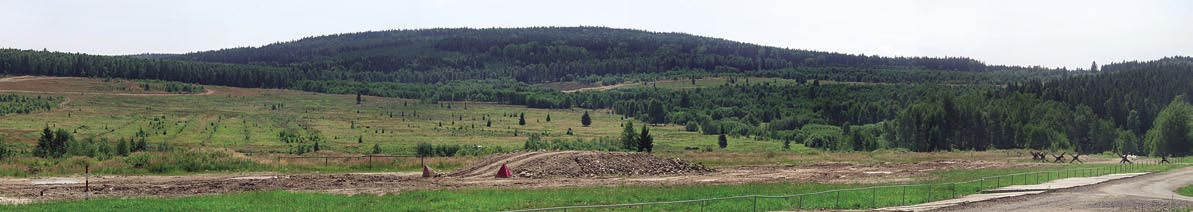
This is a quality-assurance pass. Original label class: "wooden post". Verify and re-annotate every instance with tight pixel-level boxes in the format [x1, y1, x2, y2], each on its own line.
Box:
[84, 165, 90, 200]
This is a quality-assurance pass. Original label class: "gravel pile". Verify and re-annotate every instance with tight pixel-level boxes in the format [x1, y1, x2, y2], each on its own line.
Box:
[513, 151, 713, 178]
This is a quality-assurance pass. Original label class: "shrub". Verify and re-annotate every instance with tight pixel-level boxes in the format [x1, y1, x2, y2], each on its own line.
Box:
[415, 143, 433, 157]
[123, 153, 151, 168]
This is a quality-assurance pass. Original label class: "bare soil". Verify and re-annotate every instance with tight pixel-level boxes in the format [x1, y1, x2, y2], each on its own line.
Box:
[0, 151, 1037, 204]
[448, 151, 712, 178]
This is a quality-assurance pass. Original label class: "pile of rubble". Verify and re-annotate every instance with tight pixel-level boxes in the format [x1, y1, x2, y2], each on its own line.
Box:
[513, 151, 713, 178]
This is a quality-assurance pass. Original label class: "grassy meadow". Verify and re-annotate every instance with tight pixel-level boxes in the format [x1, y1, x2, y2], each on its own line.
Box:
[0, 77, 795, 176]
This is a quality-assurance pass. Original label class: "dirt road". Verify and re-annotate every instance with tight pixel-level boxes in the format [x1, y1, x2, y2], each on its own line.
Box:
[0, 158, 1029, 204]
[937, 166, 1193, 212]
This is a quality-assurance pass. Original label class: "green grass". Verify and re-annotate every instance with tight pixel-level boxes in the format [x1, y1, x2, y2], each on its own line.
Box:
[3, 164, 1182, 212]
[1179, 184, 1193, 197]
[3, 78, 789, 176]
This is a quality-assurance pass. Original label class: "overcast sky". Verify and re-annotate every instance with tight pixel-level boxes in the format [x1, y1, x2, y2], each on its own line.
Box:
[2, 0, 1190, 68]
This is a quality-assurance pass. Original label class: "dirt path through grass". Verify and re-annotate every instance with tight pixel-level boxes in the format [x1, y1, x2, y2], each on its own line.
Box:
[0, 156, 1035, 204]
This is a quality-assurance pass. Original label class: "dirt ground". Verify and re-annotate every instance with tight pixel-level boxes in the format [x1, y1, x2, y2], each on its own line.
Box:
[0, 151, 1041, 204]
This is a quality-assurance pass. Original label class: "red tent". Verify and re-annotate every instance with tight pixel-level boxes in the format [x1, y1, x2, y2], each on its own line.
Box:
[496, 163, 513, 178]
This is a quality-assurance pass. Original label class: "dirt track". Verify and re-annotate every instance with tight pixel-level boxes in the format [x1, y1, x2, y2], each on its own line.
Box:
[937, 166, 1193, 212]
[0, 152, 1032, 204]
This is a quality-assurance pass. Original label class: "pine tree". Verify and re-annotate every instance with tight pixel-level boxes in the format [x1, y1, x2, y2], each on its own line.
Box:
[116, 139, 129, 156]
[546, 114, 551, 122]
[638, 126, 653, 152]
[519, 113, 526, 125]
[33, 127, 54, 158]
[718, 134, 728, 149]
[581, 111, 592, 127]
[621, 121, 636, 150]
[372, 143, 383, 154]
[356, 92, 363, 105]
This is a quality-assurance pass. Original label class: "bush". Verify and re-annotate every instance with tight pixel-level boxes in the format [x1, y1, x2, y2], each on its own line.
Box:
[415, 143, 433, 157]
[123, 153, 151, 168]
[685, 121, 699, 132]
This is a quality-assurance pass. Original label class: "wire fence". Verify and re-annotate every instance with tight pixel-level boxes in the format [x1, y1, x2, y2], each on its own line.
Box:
[507, 163, 1179, 212]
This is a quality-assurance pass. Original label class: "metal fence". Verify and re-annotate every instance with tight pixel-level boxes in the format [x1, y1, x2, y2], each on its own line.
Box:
[508, 163, 1174, 212]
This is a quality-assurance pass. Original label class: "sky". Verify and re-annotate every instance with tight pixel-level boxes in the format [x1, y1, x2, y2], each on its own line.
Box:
[2, 0, 1190, 69]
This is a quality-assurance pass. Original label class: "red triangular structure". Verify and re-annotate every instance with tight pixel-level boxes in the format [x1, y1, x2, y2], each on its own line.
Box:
[495, 163, 513, 178]
[422, 165, 435, 178]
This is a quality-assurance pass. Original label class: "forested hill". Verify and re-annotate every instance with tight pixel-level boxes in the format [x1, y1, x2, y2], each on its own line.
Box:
[165, 27, 1029, 83]
[1010, 57, 1193, 135]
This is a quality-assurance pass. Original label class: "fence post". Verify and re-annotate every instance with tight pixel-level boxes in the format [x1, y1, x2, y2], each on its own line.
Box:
[897, 184, 906, 204]
[951, 183, 956, 198]
[797, 194, 803, 211]
[872, 187, 877, 208]
[835, 191, 841, 209]
[753, 196, 758, 212]
[701, 199, 705, 212]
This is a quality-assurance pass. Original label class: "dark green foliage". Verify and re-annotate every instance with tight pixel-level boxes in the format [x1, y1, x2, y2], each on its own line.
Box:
[518, 113, 526, 126]
[1144, 95, 1193, 156]
[621, 121, 636, 150]
[432, 145, 461, 157]
[638, 126, 653, 153]
[373, 143, 383, 154]
[134, 137, 148, 152]
[163, 27, 1011, 84]
[33, 127, 72, 158]
[684, 121, 699, 132]
[646, 100, 666, 124]
[0, 139, 9, 160]
[1011, 57, 1193, 135]
[162, 82, 204, 93]
[545, 114, 551, 122]
[524, 135, 621, 151]
[581, 111, 592, 127]
[718, 134, 728, 149]
[415, 142, 432, 157]
[116, 139, 130, 156]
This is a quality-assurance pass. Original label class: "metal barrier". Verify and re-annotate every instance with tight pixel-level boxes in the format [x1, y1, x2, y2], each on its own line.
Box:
[508, 163, 1174, 212]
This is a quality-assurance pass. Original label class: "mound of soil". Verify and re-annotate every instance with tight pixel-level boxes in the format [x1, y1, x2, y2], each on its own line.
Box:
[512, 151, 713, 178]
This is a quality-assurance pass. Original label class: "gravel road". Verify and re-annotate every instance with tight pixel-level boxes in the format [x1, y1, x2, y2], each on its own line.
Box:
[937, 166, 1193, 212]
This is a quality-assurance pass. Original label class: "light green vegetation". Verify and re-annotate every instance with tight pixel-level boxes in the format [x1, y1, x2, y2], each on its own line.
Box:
[0, 78, 793, 176]
[2, 164, 1181, 212]
[1179, 184, 1193, 197]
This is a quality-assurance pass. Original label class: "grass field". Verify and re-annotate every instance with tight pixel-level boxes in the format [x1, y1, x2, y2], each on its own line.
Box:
[1180, 184, 1193, 197]
[0, 77, 802, 176]
[1, 163, 1180, 211]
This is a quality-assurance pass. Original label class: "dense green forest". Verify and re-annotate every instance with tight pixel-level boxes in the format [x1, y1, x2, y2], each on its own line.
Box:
[2, 27, 1191, 156]
[164, 27, 1079, 84]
